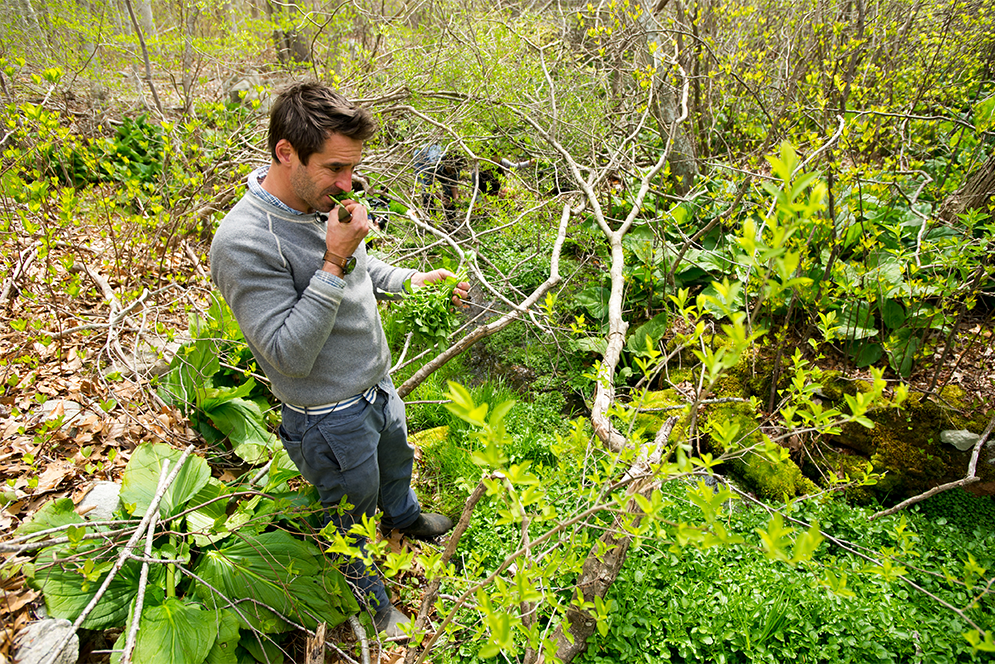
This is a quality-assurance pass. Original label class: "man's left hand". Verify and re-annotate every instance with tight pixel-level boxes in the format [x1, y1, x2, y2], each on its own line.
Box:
[411, 269, 470, 306]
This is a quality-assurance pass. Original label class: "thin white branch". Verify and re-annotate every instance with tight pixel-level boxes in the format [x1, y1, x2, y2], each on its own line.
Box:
[42, 445, 195, 664]
[121, 460, 171, 664]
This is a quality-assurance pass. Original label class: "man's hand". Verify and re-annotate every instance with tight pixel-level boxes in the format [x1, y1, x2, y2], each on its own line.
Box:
[323, 199, 372, 276]
[411, 269, 470, 306]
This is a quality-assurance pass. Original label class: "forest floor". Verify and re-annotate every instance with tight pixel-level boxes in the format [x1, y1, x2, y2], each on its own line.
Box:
[1, 193, 993, 662]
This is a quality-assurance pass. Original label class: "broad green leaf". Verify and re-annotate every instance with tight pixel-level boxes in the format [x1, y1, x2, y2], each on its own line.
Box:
[263, 448, 301, 491]
[110, 599, 221, 664]
[27, 544, 143, 630]
[203, 398, 277, 465]
[838, 302, 878, 340]
[575, 285, 611, 320]
[120, 443, 211, 519]
[240, 633, 285, 664]
[15, 498, 82, 538]
[571, 337, 608, 355]
[205, 610, 241, 664]
[879, 299, 906, 330]
[626, 311, 669, 354]
[192, 530, 358, 633]
[852, 342, 883, 368]
[159, 338, 221, 412]
[185, 479, 241, 547]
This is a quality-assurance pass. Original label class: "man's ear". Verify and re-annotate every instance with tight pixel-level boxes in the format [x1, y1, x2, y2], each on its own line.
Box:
[274, 139, 296, 166]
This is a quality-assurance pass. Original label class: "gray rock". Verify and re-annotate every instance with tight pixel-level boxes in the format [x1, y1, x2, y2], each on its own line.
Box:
[78, 481, 121, 521]
[38, 400, 81, 431]
[14, 618, 78, 664]
[228, 70, 272, 112]
[940, 429, 981, 452]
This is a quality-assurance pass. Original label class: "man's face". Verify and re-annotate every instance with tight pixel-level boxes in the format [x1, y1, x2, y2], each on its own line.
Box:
[285, 133, 364, 214]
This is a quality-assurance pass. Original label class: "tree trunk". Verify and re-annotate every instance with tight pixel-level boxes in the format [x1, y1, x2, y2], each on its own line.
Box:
[938, 153, 995, 222]
[181, 5, 200, 117]
[136, 0, 154, 35]
[266, 0, 312, 65]
[538, 418, 677, 664]
[636, 2, 699, 195]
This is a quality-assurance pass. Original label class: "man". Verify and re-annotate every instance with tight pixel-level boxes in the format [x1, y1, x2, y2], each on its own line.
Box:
[413, 142, 464, 224]
[210, 82, 467, 638]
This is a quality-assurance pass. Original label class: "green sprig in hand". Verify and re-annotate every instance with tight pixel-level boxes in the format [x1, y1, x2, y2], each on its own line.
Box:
[329, 190, 369, 223]
[396, 269, 468, 347]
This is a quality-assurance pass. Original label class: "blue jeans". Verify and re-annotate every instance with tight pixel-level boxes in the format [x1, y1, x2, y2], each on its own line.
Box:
[278, 376, 420, 612]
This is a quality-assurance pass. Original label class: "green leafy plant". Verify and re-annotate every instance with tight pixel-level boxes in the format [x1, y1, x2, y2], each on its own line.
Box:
[394, 270, 468, 347]
[18, 443, 359, 664]
[157, 295, 277, 465]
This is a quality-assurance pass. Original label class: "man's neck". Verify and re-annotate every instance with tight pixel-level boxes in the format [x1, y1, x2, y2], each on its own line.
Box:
[260, 163, 310, 213]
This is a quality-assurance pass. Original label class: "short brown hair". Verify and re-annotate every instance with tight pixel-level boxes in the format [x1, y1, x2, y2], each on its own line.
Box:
[268, 82, 377, 165]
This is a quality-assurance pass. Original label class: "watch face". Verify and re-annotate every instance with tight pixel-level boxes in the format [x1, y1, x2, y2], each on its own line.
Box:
[344, 256, 357, 275]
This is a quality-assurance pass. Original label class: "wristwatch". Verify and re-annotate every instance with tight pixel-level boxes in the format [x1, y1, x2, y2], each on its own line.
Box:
[323, 250, 356, 275]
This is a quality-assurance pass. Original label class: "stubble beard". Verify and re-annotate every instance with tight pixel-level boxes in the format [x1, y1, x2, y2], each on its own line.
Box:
[290, 163, 337, 215]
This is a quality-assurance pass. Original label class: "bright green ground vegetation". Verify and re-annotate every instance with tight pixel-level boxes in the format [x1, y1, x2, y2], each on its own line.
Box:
[2, 0, 994, 661]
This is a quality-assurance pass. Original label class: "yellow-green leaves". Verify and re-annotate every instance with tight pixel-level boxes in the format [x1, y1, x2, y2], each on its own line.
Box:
[445, 381, 515, 469]
[756, 513, 824, 564]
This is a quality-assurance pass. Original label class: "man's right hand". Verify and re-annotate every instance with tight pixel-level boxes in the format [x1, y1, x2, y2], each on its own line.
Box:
[323, 199, 372, 276]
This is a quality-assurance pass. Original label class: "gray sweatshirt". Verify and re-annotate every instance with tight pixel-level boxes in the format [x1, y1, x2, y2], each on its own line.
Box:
[210, 186, 415, 407]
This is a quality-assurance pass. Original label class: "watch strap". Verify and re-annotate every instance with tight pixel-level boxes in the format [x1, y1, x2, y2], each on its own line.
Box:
[323, 250, 356, 275]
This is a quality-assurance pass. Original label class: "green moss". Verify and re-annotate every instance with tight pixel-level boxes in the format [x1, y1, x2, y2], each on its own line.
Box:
[818, 371, 875, 402]
[735, 450, 818, 502]
[705, 400, 815, 501]
[831, 386, 995, 502]
[629, 389, 692, 442]
[410, 425, 450, 449]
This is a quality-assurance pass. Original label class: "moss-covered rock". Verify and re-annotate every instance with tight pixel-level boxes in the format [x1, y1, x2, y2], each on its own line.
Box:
[704, 400, 816, 501]
[630, 389, 691, 441]
[826, 386, 994, 501]
[409, 425, 450, 449]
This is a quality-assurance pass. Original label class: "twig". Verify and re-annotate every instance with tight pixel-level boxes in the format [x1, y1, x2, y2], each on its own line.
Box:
[404, 472, 499, 664]
[1, 242, 40, 304]
[871, 414, 995, 520]
[41, 444, 196, 664]
[305, 622, 326, 664]
[635, 397, 748, 413]
[348, 615, 370, 664]
[121, 0, 164, 117]
[2, 520, 140, 549]
[121, 460, 171, 664]
[250, 459, 274, 486]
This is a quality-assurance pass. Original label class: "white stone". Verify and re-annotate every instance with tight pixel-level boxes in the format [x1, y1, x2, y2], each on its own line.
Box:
[14, 618, 78, 664]
[38, 400, 82, 431]
[78, 481, 122, 521]
[940, 429, 981, 452]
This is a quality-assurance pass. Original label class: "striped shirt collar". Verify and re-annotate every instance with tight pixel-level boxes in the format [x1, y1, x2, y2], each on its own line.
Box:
[247, 165, 305, 216]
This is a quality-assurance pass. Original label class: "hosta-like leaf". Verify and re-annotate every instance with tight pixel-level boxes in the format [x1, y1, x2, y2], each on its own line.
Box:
[192, 530, 358, 633]
[27, 544, 143, 630]
[110, 598, 223, 664]
[120, 443, 211, 519]
[15, 498, 82, 538]
[203, 398, 277, 465]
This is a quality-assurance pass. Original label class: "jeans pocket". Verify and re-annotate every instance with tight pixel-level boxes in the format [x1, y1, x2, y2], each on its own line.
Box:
[312, 402, 378, 472]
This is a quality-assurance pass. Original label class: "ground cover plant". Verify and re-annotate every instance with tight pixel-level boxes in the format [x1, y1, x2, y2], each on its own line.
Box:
[1, 0, 994, 662]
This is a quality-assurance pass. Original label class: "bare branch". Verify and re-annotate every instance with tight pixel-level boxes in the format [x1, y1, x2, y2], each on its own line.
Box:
[871, 414, 995, 520]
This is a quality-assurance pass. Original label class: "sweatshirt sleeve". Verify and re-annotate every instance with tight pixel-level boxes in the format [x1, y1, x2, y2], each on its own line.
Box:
[211, 219, 344, 379]
[367, 255, 417, 295]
